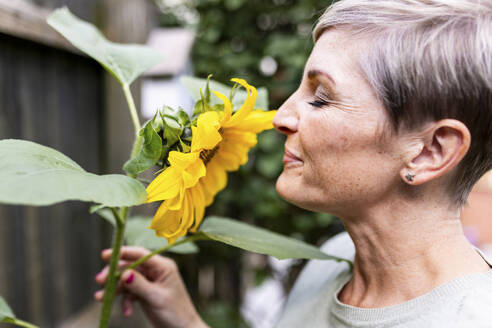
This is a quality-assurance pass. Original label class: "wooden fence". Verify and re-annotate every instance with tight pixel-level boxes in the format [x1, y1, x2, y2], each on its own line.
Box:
[0, 1, 120, 327]
[0, 12, 105, 328]
[0, 1, 257, 327]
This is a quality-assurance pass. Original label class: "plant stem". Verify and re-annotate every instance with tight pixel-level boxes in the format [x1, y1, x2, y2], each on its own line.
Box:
[117, 234, 205, 277]
[98, 84, 142, 328]
[109, 207, 124, 226]
[123, 83, 144, 165]
[98, 208, 127, 328]
[122, 83, 141, 137]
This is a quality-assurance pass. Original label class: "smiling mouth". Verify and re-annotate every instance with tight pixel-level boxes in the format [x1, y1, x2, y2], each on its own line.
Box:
[283, 148, 303, 166]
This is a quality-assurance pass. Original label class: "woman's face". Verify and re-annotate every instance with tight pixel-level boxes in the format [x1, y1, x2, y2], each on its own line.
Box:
[274, 30, 403, 216]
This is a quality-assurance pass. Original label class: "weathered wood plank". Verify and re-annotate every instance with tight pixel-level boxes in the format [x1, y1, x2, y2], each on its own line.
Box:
[0, 32, 104, 327]
[0, 0, 77, 53]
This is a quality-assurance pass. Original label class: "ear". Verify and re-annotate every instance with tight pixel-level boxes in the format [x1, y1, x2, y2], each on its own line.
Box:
[400, 119, 471, 185]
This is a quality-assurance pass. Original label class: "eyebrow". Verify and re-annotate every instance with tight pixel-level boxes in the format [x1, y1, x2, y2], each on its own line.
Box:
[307, 69, 358, 110]
[307, 69, 340, 100]
[307, 69, 336, 87]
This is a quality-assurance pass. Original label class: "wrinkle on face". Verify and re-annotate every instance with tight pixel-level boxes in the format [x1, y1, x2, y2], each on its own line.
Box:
[275, 29, 404, 215]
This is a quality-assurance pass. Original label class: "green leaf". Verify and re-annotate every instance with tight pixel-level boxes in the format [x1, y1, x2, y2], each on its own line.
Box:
[197, 217, 350, 262]
[0, 296, 14, 320]
[160, 107, 184, 147]
[90, 204, 106, 214]
[0, 139, 147, 207]
[126, 216, 199, 254]
[1, 296, 39, 328]
[123, 121, 162, 175]
[204, 74, 212, 102]
[94, 208, 117, 226]
[47, 7, 162, 86]
[180, 76, 270, 111]
[192, 99, 208, 117]
[176, 108, 191, 127]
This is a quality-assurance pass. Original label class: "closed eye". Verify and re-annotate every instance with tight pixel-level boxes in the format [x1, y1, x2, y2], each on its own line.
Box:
[308, 87, 333, 108]
[308, 99, 329, 108]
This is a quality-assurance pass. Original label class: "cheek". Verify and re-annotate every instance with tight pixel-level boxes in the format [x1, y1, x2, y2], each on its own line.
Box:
[299, 117, 353, 178]
[299, 117, 394, 195]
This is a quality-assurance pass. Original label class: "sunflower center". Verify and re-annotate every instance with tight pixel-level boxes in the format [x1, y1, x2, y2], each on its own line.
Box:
[200, 146, 219, 165]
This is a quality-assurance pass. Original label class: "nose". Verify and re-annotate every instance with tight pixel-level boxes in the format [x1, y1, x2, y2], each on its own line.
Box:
[273, 93, 298, 135]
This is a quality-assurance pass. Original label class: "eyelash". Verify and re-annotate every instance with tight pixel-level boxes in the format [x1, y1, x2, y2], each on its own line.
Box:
[308, 90, 332, 108]
[308, 99, 328, 108]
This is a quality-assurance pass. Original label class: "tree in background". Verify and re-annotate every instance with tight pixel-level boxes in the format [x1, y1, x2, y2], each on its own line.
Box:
[156, 0, 343, 326]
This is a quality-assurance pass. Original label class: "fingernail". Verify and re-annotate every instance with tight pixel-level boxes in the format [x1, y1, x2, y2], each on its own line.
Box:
[125, 273, 134, 284]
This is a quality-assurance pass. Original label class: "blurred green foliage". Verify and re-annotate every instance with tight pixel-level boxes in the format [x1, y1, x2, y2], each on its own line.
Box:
[158, 0, 343, 242]
[157, 0, 344, 325]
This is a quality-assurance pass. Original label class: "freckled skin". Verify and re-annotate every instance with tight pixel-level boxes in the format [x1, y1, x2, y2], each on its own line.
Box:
[273, 30, 402, 217]
[273, 29, 491, 309]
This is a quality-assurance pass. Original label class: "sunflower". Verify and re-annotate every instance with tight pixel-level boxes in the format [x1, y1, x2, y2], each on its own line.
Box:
[146, 78, 276, 244]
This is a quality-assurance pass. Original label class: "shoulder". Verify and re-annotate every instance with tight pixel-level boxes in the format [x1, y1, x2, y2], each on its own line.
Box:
[281, 232, 354, 309]
[298, 231, 355, 288]
[454, 271, 492, 327]
[319, 231, 355, 257]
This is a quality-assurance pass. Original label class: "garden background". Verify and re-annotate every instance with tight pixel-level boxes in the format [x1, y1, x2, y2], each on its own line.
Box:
[0, 0, 341, 327]
[1, 0, 491, 327]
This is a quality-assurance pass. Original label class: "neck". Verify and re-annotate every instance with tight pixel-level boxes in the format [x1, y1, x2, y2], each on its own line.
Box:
[338, 198, 491, 308]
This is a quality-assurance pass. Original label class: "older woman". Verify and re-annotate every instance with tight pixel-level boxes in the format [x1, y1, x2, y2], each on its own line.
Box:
[95, 0, 492, 327]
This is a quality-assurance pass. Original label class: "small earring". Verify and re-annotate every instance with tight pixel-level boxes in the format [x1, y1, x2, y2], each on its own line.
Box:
[405, 172, 415, 182]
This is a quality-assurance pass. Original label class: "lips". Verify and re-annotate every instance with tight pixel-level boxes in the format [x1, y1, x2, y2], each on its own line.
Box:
[283, 147, 303, 166]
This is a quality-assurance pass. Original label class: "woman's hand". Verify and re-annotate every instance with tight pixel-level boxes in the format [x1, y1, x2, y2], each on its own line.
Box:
[94, 246, 209, 328]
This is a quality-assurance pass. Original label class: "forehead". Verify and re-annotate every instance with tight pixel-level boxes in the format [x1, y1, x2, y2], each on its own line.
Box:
[304, 30, 391, 132]
[304, 29, 365, 83]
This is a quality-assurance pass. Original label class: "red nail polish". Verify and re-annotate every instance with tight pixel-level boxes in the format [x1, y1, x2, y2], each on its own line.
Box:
[125, 273, 134, 284]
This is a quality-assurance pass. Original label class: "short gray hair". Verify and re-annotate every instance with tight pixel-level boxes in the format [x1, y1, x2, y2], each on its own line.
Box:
[314, 0, 492, 206]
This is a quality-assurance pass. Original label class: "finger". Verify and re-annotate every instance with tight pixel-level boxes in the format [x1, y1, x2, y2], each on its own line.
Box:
[102, 246, 150, 262]
[95, 260, 132, 285]
[95, 266, 109, 285]
[103, 246, 170, 270]
[120, 269, 160, 305]
[101, 248, 138, 265]
[122, 294, 134, 317]
[94, 290, 104, 302]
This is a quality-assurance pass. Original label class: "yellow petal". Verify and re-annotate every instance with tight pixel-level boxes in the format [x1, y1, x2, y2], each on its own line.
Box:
[200, 160, 227, 205]
[146, 167, 182, 203]
[222, 130, 258, 147]
[215, 149, 245, 171]
[223, 78, 257, 128]
[189, 183, 205, 232]
[200, 179, 214, 206]
[191, 111, 222, 152]
[160, 191, 193, 240]
[213, 91, 232, 124]
[163, 186, 184, 211]
[161, 233, 179, 245]
[151, 203, 188, 245]
[184, 190, 196, 231]
[182, 158, 206, 188]
[168, 151, 201, 167]
[235, 110, 277, 133]
[150, 202, 181, 231]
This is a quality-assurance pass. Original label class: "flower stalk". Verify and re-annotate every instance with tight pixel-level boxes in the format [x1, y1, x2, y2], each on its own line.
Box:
[98, 208, 126, 328]
[117, 234, 206, 277]
[98, 86, 141, 328]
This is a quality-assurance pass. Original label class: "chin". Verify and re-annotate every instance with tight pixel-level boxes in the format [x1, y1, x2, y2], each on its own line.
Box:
[275, 173, 326, 212]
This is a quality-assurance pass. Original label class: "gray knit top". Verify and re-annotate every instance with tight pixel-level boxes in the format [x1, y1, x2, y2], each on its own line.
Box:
[275, 232, 492, 328]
